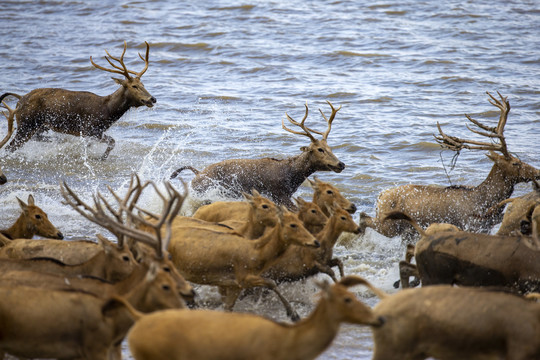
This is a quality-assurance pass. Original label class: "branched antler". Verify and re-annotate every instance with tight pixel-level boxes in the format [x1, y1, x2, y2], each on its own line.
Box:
[0, 101, 16, 149]
[434, 91, 511, 159]
[282, 100, 342, 142]
[61, 174, 186, 258]
[90, 41, 150, 79]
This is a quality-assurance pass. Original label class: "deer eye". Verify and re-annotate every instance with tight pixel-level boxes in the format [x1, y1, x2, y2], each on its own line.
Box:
[311, 210, 317, 214]
[317, 148, 324, 153]
[35, 214, 41, 219]
[344, 297, 352, 304]
[340, 216, 346, 221]
[290, 223, 297, 228]
[262, 204, 269, 209]
[131, 85, 139, 89]
[163, 266, 171, 273]
[162, 285, 171, 291]
[122, 255, 130, 262]
[326, 190, 334, 195]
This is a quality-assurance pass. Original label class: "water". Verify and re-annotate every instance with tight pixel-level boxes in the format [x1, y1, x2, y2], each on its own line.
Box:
[1, 0, 539, 358]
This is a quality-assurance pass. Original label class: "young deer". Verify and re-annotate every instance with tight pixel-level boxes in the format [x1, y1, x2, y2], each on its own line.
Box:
[0, 41, 155, 160]
[0, 194, 63, 241]
[0, 101, 16, 185]
[362, 92, 540, 239]
[171, 101, 345, 208]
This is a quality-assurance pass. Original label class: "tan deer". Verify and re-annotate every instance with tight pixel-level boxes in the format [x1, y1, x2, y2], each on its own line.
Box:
[171, 101, 345, 208]
[0, 194, 63, 241]
[60, 174, 197, 303]
[168, 208, 320, 321]
[0, 41, 155, 160]
[308, 176, 356, 217]
[361, 92, 540, 239]
[126, 276, 384, 360]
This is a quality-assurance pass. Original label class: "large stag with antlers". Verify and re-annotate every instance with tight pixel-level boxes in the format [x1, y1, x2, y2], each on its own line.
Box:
[170, 101, 345, 208]
[0, 41, 155, 160]
[361, 92, 540, 239]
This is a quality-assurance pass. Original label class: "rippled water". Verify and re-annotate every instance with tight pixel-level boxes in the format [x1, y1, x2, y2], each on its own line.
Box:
[1, 1, 539, 358]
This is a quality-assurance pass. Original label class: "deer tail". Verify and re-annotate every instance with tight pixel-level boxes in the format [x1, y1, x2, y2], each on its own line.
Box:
[170, 166, 199, 179]
[382, 211, 426, 237]
[0, 93, 22, 102]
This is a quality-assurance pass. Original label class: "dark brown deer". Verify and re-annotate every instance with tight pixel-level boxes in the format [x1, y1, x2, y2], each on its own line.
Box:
[170, 101, 345, 208]
[361, 92, 540, 239]
[0, 41, 155, 160]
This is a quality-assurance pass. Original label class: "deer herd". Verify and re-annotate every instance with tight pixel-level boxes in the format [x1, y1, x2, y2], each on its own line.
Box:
[0, 41, 539, 360]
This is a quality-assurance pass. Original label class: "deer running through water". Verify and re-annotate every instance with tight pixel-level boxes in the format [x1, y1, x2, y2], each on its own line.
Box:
[0, 41, 155, 160]
[170, 101, 345, 208]
[361, 91, 540, 239]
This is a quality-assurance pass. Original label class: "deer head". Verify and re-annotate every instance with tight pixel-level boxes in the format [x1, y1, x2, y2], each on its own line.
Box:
[90, 41, 156, 108]
[283, 101, 345, 173]
[435, 91, 540, 184]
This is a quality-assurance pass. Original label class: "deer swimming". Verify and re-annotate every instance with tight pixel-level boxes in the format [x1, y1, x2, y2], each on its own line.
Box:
[0, 41, 155, 160]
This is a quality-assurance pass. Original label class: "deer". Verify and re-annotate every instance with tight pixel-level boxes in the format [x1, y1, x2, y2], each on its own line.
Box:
[0, 194, 63, 241]
[60, 173, 198, 303]
[0, 234, 137, 283]
[308, 176, 356, 217]
[0, 41, 155, 160]
[167, 208, 320, 322]
[0, 261, 185, 360]
[360, 92, 540, 240]
[170, 101, 345, 208]
[192, 191, 324, 237]
[126, 276, 384, 360]
[262, 205, 361, 283]
[385, 211, 540, 293]
[367, 281, 540, 360]
[490, 179, 540, 236]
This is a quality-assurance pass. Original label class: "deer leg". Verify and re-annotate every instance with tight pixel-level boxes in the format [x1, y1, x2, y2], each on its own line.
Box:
[98, 134, 115, 160]
[313, 261, 339, 282]
[240, 274, 300, 322]
[6, 125, 39, 152]
[328, 257, 345, 278]
[398, 261, 419, 289]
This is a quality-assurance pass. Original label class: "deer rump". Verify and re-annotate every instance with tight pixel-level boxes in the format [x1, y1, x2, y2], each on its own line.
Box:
[416, 232, 540, 293]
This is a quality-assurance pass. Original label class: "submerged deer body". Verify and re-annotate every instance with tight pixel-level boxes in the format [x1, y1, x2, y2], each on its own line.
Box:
[171, 101, 345, 208]
[361, 92, 540, 239]
[0, 194, 63, 241]
[0, 101, 16, 185]
[0, 41, 155, 160]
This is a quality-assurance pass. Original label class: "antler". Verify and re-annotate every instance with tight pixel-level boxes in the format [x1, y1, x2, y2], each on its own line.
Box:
[283, 101, 342, 142]
[283, 102, 317, 142]
[307, 100, 342, 141]
[434, 91, 511, 159]
[90, 41, 150, 79]
[0, 101, 16, 149]
[61, 174, 185, 259]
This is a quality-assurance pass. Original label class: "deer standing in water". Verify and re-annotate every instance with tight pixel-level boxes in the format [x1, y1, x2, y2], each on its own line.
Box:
[361, 92, 540, 239]
[0, 41, 155, 160]
[171, 101, 345, 208]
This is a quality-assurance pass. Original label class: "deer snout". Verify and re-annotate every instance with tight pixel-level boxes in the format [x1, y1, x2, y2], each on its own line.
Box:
[311, 240, 321, 248]
[347, 203, 357, 214]
[331, 161, 345, 173]
[0, 174, 6, 185]
[56, 231, 64, 240]
[145, 96, 157, 107]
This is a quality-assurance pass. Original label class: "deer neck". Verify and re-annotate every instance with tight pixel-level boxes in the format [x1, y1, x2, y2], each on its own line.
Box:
[284, 299, 340, 358]
[251, 224, 289, 271]
[104, 87, 134, 123]
[475, 163, 517, 205]
[3, 214, 32, 239]
[286, 151, 319, 192]
[316, 216, 341, 259]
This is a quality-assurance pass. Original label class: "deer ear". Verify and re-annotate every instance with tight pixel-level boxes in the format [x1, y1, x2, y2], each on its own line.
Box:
[27, 194, 35, 206]
[17, 197, 29, 213]
[112, 77, 127, 87]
